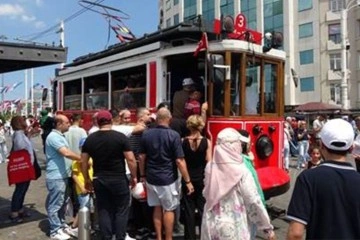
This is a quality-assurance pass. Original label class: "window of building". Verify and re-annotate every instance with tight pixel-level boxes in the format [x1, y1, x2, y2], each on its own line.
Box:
[330, 84, 341, 104]
[328, 24, 341, 44]
[263, 0, 283, 38]
[300, 77, 314, 92]
[329, 53, 342, 70]
[202, 0, 215, 28]
[166, 18, 171, 28]
[174, 0, 179, 6]
[299, 0, 312, 11]
[242, 0, 258, 31]
[299, 50, 314, 65]
[358, 52, 360, 69]
[184, 0, 197, 22]
[174, 14, 179, 25]
[166, 0, 171, 11]
[220, 0, 234, 16]
[329, 0, 344, 12]
[299, 22, 313, 38]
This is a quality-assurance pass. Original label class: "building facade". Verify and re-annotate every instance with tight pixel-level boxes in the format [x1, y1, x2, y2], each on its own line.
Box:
[158, 0, 360, 110]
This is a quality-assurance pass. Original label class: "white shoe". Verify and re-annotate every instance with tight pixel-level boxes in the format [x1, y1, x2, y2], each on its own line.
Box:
[62, 226, 78, 238]
[125, 233, 136, 240]
[50, 229, 70, 240]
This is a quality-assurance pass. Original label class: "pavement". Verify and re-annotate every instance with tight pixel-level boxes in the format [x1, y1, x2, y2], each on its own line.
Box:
[0, 135, 301, 240]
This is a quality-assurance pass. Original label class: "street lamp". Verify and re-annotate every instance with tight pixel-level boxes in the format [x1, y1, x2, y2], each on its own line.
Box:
[340, 0, 359, 110]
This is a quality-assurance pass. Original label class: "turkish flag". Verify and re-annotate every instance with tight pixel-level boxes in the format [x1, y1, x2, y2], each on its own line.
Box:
[194, 32, 208, 57]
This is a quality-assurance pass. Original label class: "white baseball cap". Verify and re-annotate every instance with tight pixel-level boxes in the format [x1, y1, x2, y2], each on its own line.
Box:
[320, 119, 354, 151]
[182, 78, 194, 86]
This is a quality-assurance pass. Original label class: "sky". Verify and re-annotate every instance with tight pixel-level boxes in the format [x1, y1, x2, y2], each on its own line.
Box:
[0, 0, 158, 101]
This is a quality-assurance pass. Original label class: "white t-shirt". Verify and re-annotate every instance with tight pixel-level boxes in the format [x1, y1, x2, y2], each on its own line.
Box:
[111, 124, 135, 175]
[313, 119, 325, 138]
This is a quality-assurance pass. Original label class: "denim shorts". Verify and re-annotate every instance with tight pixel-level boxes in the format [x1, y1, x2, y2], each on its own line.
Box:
[77, 194, 90, 208]
[146, 181, 180, 211]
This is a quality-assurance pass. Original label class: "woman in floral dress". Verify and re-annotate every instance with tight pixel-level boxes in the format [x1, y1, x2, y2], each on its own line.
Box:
[201, 128, 275, 240]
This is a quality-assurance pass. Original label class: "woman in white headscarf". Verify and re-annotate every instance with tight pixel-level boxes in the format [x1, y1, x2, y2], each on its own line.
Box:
[201, 128, 275, 240]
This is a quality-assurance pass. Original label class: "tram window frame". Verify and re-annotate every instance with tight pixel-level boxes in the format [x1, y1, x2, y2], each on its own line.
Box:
[111, 65, 146, 110]
[63, 79, 81, 110]
[84, 73, 109, 110]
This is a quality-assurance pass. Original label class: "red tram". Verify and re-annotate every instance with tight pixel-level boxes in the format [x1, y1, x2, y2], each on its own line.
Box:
[54, 23, 289, 199]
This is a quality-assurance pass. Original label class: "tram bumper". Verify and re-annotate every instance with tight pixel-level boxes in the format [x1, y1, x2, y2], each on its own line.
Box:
[256, 166, 290, 200]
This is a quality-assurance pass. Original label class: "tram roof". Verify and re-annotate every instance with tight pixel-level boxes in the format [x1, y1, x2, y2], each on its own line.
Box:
[66, 23, 216, 67]
[0, 41, 67, 74]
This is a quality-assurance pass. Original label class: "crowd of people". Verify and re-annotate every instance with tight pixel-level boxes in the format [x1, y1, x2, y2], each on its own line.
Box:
[3, 78, 360, 240]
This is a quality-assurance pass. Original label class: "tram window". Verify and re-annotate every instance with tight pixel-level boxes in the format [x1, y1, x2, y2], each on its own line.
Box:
[264, 63, 277, 113]
[245, 62, 260, 115]
[63, 79, 81, 110]
[231, 53, 241, 116]
[112, 65, 146, 110]
[210, 54, 225, 116]
[84, 74, 109, 110]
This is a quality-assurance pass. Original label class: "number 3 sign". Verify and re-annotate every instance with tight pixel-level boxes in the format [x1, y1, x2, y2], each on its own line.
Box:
[235, 13, 247, 33]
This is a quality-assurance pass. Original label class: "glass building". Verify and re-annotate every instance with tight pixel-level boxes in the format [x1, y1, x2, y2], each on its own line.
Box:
[158, 0, 360, 110]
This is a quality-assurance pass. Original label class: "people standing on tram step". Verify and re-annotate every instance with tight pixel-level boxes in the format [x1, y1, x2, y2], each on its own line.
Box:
[306, 146, 323, 169]
[352, 116, 360, 173]
[201, 128, 275, 240]
[81, 110, 137, 240]
[139, 107, 194, 240]
[9, 116, 38, 224]
[88, 112, 99, 135]
[238, 129, 266, 240]
[173, 78, 195, 119]
[64, 113, 87, 231]
[295, 120, 310, 169]
[181, 114, 211, 240]
[287, 119, 360, 239]
[45, 114, 81, 240]
[171, 78, 195, 138]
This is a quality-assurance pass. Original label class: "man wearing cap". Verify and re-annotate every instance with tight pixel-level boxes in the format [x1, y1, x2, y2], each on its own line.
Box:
[81, 110, 137, 240]
[286, 119, 360, 239]
[172, 78, 195, 119]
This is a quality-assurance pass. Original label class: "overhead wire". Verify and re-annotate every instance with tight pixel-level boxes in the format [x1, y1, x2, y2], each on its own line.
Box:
[17, 0, 105, 42]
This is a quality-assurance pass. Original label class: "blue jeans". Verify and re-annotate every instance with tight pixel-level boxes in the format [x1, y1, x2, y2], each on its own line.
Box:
[46, 178, 68, 235]
[78, 194, 90, 208]
[11, 181, 30, 212]
[297, 140, 309, 168]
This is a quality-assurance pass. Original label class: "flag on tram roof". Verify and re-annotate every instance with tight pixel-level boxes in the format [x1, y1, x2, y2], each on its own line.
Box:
[194, 32, 208, 57]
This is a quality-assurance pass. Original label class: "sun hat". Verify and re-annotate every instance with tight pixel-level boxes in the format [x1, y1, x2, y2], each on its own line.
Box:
[320, 118, 354, 151]
[182, 78, 194, 86]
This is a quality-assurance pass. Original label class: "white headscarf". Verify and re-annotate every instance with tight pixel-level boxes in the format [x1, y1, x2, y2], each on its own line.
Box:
[203, 128, 245, 211]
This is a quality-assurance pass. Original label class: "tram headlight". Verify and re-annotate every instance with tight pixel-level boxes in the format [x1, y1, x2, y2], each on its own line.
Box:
[255, 135, 274, 160]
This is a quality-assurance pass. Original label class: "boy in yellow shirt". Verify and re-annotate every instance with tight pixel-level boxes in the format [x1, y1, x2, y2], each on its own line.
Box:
[71, 138, 93, 230]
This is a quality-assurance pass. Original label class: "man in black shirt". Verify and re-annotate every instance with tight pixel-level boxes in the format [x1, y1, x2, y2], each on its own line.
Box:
[287, 118, 360, 240]
[81, 110, 137, 240]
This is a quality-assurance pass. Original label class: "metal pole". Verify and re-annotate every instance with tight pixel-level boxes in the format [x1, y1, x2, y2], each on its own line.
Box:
[31, 68, 34, 116]
[78, 207, 91, 240]
[340, 8, 349, 109]
[25, 70, 28, 116]
[1, 74, 3, 115]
